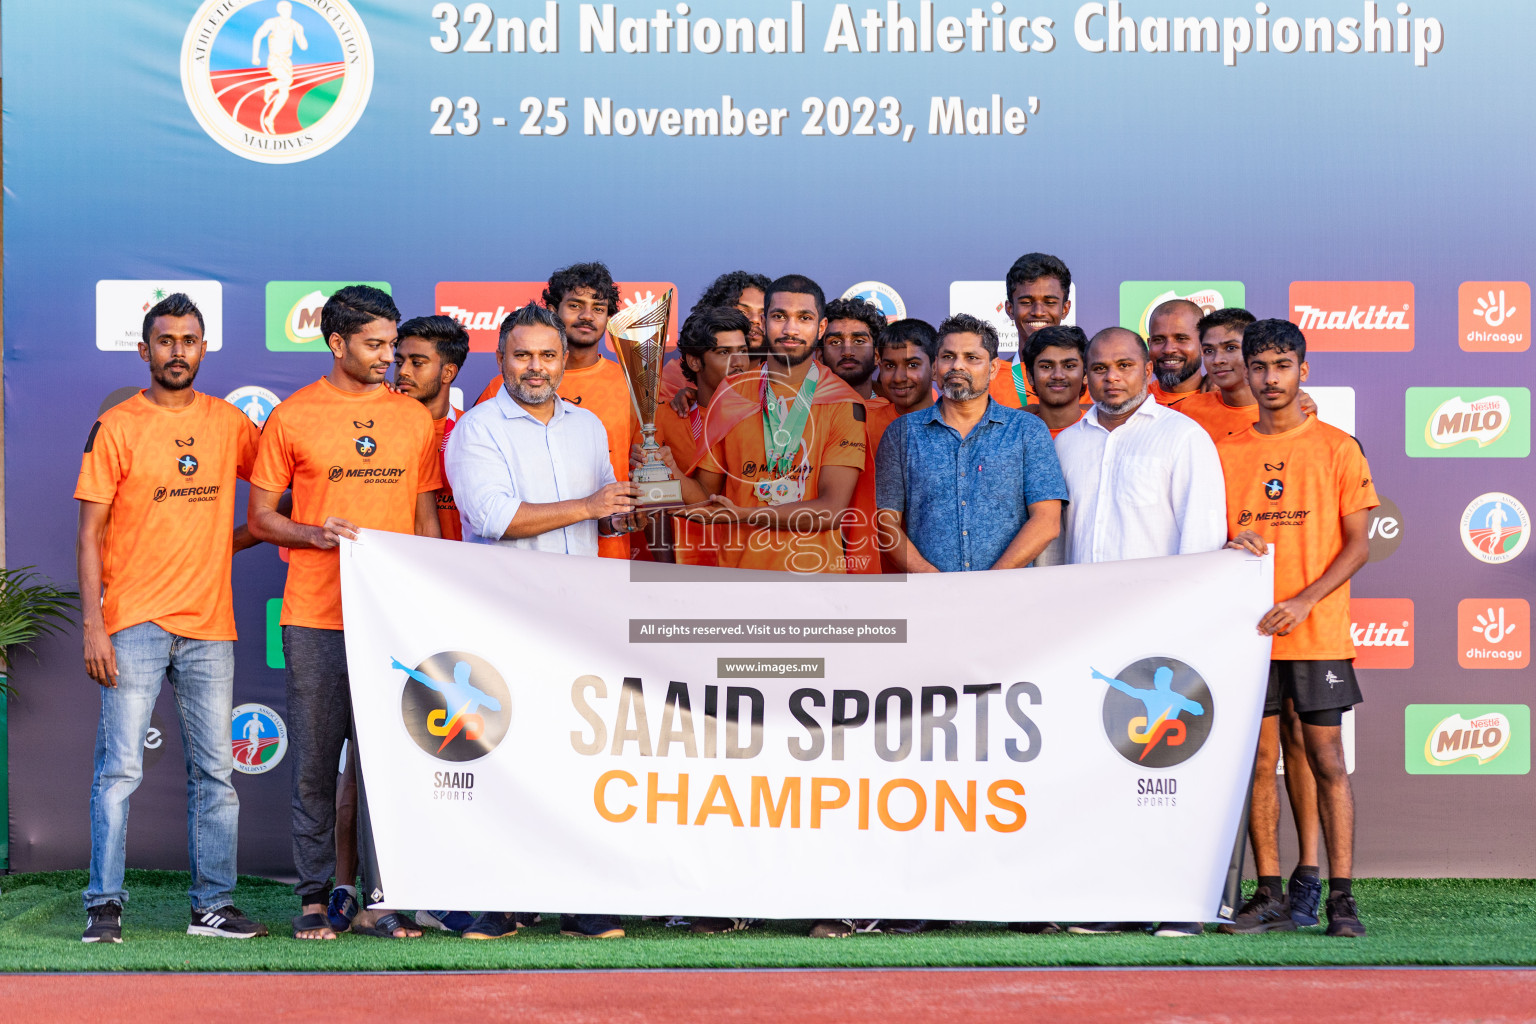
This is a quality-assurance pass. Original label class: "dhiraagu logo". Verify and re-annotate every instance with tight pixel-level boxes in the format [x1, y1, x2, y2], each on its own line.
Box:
[1119, 281, 1244, 337]
[1405, 387, 1530, 458]
[1405, 704, 1529, 775]
[266, 281, 390, 351]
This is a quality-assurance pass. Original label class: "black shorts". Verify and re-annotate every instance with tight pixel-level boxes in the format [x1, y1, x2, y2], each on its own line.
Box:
[1264, 659, 1362, 718]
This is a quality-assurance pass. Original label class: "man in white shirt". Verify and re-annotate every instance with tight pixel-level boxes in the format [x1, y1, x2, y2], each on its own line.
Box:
[1054, 326, 1226, 566]
[1052, 325, 1226, 939]
[445, 303, 645, 556]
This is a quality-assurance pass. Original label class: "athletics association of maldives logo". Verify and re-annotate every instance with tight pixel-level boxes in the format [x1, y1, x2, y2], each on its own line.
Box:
[395, 652, 511, 763]
[181, 0, 375, 165]
[1095, 657, 1214, 768]
[232, 703, 288, 774]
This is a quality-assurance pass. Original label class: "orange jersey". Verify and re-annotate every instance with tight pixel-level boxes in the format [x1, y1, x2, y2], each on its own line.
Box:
[1219, 417, 1379, 660]
[659, 357, 688, 404]
[638, 402, 717, 566]
[558, 357, 636, 559]
[987, 359, 1035, 409]
[844, 400, 897, 574]
[75, 392, 259, 640]
[1177, 391, 1260, 443]
[434, 413, 463, 542]
[698, 371, 867, 573]
[1151, 380, 1203, 410]
[251, 378, 442, 630]
[475, 375, 502, 408]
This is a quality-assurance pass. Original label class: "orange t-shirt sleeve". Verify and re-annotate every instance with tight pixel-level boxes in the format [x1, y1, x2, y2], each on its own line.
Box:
[1336, 439, 1379, 519]
[819, 404, 868, 471]
[417, 415, 444, 492]
[250, 409, 296, 494]
[699, 436, 728, 477]
[236, 415, 261, 483]
[75, 420, 125, 504]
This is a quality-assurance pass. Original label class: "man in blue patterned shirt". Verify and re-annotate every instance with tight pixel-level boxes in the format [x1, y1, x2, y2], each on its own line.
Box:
[874, 313, 1067, 572]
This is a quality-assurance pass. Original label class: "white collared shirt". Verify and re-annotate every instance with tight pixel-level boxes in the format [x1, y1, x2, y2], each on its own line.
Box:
[1053, 395, 1227, 564]
[444, 387, 615, 555]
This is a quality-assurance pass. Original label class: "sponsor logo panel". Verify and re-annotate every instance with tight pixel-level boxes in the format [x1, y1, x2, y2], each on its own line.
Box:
[225, 386, 280, 428]
[1405, 387, 1530, 458]
[1460, 492, 1530, 565]
[1457, 599, 1529, 669]
[265, 598, 285, 668]
[265, 281, 392, 352]
[435, 281, 679, 353]
[841, 281, 906, 323]
[948, 280, 1078, 358]
[1404, 704, 1530, 775]
[1119, 281, 1244, 338]
[232, 702, 289, 774]
[1367, 496, 1404, 562]
[1095, 657, 1213, 769]
[1349, 599, 1414, 669]
[180, 0, 374, 165]
[1459, 281, 1530, 352]
[1289, 281, 1414, 351]
[96, 280, 224, 352]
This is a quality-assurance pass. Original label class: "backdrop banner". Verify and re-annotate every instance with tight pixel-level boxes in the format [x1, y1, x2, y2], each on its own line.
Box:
[340, 530, 1271, 920]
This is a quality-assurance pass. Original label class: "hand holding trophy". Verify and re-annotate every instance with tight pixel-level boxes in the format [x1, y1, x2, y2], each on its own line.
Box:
[609, 289, 686, 508]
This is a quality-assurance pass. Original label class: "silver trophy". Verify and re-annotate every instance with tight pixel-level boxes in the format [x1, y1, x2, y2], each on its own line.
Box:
[609, 289, 685, 507]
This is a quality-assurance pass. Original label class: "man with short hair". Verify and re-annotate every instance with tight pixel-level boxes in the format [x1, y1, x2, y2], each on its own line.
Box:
[1053, 325, 1227, 937]
[819, 296, 885, 400]
[1147, 299, 1206, 409]
[393, 314, 470, 540]
[989, 252, 1073, 409]
[664, 271, 773, 401]
[876, 313, 1066, 573]
[1022, 324, 1089, 438]
[1220, 319, 1376, 940]
[1174, 308, 1258, 441]
[640, 306, 751, 566]
[76, 293, 268, 944]
[876, 318, 938, 416]
[248, 285, 442, 941]
[684, 274, 867, 576]
[447, 303, 644, 940]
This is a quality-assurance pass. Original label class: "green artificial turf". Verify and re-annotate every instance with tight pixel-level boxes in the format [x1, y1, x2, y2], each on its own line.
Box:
[1, 870, 1533, 972]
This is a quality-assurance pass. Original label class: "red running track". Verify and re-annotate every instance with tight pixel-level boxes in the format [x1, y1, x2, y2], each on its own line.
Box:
[3, 968, 1535, 1023]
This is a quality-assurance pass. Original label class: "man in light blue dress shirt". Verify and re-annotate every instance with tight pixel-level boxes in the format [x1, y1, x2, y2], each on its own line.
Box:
[445, 303, 646, 556]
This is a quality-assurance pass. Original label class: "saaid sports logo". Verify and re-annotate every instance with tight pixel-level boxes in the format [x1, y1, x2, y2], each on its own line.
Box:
[178, 454, 199, 476]
[1094, 657, 1214, 768]
[232, 702, 288, 774]
[181, 0, 374, 165]
[1460, 492, 1530, 564]
[395, 652, 511, 763]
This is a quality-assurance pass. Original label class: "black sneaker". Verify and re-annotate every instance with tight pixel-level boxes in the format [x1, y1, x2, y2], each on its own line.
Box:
[1008, 921, 1062, 934]
[689, 917, 750, 934]
[189, 905, 269, 938]
[463, 911, 519, 939]
[83, 902, 122, 944]
[1288, 872, 1323, 927]
[1325, 892, 1366, 937]
[1218, 889, 1297, 934]
[559, 914, 624, 938]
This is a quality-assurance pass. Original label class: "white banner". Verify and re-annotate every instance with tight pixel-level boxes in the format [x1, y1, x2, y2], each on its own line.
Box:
[340, 532, 1273, 922]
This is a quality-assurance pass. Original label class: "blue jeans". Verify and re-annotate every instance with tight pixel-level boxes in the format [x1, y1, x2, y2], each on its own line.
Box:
[85, 621, 239, 912]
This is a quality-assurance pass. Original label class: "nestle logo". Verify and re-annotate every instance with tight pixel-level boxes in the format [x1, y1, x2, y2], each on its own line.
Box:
[1289, 281, 1415, 352]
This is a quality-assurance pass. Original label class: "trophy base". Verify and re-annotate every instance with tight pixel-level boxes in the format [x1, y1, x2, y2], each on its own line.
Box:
[635, 477, 687, 509]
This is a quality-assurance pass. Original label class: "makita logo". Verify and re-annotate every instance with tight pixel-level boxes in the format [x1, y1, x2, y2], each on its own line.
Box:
[1292, 305, 1411, 333]
[1351, 622, 1410, 648]
[1428, 395, 1511, 449]
[344, 468, 406, 479]
[440, 304, 513, 332]
[1288, 282, 1415, 352]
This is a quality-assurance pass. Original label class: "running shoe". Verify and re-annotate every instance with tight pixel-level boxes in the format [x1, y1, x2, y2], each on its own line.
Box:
[560, 914, 624, 938]
[82, 902, 122, 944]
[1218, 889, 1297, 934]
[1152, 922, 1202, 937]
[1288, 872, 1323, 927]
[463, 911, 519, 939]
[189, 905, 269, 938]
[1324, 893, 1366, 938]
[416, 910, 477, 933]
[1007, 921, 1062, 934]
[690, 917, 750, 934]
[325, 886, 359, 933]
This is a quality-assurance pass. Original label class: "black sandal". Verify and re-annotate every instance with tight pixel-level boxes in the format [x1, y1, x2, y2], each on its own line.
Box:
[348, 911, 421, 938]
[291, 912, 336, 939]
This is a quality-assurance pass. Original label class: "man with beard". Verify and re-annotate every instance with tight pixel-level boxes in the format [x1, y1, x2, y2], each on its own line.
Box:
[1022, 324, 1090, 438]
[474, 263, 635, 559]
[393, 315, 470, 540]
[663, 271, 773, 404]
[875, 313, 1066, 575]
[1147, 299, 1206, 409]
[248, 285, 442, 941]
[819, 296, 892, 573]
[989, 252, 1073, 409]
[76, 293, 267, 943]
[447, 303, 645, 940]
[683, 274, 868, 578]
[1051, 325, 1226, 937]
